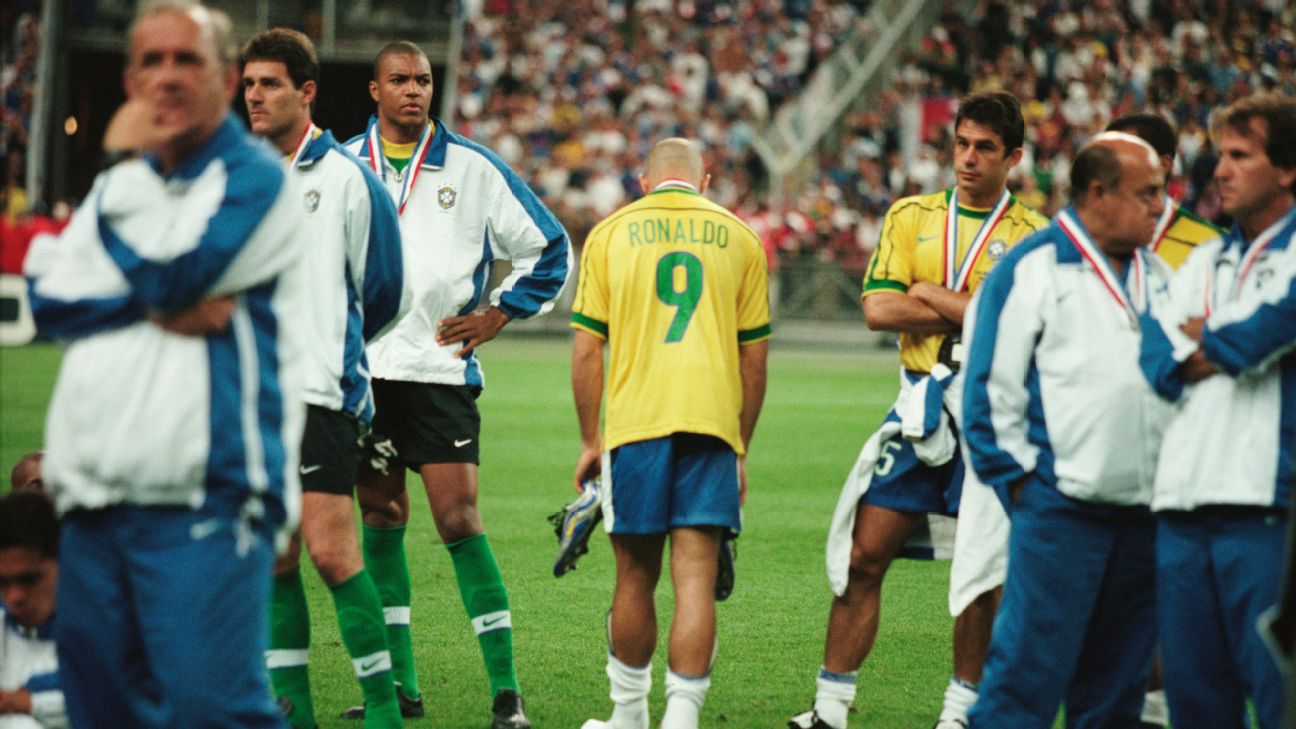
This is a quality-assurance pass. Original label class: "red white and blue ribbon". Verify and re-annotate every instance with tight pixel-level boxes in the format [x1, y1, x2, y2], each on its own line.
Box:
[288, 122, 318, 167]
[1058, 209, 1145, 328]
[1205, 213, 1286, 316]
[1147, 195, 1176, 253]
[943, 188, 1011, 292]
[366, 121, 431, 216]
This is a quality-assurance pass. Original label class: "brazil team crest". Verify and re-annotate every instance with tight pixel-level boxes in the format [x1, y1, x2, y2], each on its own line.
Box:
[304, 189, 321, 213]
[987, 239, 1008, 259]
[438, 184, 458, 210]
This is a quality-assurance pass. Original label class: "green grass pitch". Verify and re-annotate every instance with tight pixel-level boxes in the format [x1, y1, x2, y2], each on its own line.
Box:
[2, 335, 995, 728]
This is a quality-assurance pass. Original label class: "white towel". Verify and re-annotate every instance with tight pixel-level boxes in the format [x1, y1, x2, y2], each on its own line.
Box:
[948, 461, 1010, 616]
[826, 367, 960, 597]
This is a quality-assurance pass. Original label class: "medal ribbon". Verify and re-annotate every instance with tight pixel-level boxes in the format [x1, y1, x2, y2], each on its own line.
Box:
[1147, 196, 1176, 253]
[1058, 209, 1145, 327]
[366, 121, 432, 216]
[943, 188, 1011, 292]
[1204, 216, 1285, 317]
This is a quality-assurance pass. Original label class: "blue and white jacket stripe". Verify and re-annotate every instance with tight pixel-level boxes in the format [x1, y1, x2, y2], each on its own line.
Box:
[1, 604, 64, 728]
[25, 115, 307, 533]
[345, 116, 571, 389]
[962, 211, 1172, 507]
[1140, 206, 1296, 511]
[289, 129, 407, 424]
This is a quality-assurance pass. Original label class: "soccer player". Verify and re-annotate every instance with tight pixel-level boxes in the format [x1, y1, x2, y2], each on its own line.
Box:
[24, 2, 307, 726]
[343, 40, 571, 728]
[9, 452, 42, 492]
[789, 91, 1047, 729]
[571, 137, 769, 729]
[1139, 92, 1296, 729]
[1106, 113, 1224, 269]
[241, 28, 407, 729]
[0, 490, 64, 729]
[962, 133, 1171, 728]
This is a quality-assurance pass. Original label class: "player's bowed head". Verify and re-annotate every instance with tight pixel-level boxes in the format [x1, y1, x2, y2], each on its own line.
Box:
[639, 138, 711, 195]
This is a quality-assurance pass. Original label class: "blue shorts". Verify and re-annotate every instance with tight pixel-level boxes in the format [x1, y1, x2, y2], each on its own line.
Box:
[858, 421, 964, 515]
[604, 433, 741, 534]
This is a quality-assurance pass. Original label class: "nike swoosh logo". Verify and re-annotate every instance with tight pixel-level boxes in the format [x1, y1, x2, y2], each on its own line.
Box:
[359, 658, 381, 671]
[189, 518, 221, 541]
[300, 464, 322, 475]
[483, 615, 506, 627]
[917, 234, 937, 242]
[454, 439, 472, 448]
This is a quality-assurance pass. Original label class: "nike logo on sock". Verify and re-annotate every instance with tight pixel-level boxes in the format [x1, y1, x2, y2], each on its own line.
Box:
[483, 614, 506, 627]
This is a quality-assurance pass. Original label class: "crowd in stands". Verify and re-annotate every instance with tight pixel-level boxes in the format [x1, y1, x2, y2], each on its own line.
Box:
[5, 1, 1296, 291]
[0, 3, 71, 276]
[452, 0, 1296, 289]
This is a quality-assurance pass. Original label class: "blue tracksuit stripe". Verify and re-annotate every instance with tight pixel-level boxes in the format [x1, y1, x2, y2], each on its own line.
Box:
[246, 283, 288, 525]
[446, 134, 569, 320]
[24, 670, 59, 693]
[340, 266, 372, 422]
[27, 281, 143, 339]
[354, 152, 403, 342]
[1279, 356, 1296, 505]
[98, 119, 284, 314]
[1203, 273, 1296, 375]
[205, 312, 247, 513]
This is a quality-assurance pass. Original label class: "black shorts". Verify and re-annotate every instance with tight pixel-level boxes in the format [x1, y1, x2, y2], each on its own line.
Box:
[300, 405, 362, 494]
[370, 379, 481, 468]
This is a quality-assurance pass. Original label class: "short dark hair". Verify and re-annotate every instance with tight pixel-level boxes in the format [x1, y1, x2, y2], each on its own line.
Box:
[240, 27, 319, 88]
[954, 91, 1025, 153]
[1107, 113, 1177, 160]
[1070, 143, 1122, 205]
[373, 40, 428, 81]
[1211, 93, 1296, 194]
[0, 491, 58, 558]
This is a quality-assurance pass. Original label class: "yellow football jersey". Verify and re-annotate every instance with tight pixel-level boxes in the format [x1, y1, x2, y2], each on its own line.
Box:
[863, 188, 1048, 372]
[571, 187, 771, 454]
[1152, 204, 1224, 270]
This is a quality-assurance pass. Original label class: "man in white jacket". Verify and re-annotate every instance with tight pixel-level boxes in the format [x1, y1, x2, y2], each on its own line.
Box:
[24, 3, 307, 726]
[961, 133, 1171, 728]
[1138, 93, 1296, 729]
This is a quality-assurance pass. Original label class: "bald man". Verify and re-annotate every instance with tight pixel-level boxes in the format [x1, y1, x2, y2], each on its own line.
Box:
[570, 138, 770, 729]
[959, 133, 1174, 727]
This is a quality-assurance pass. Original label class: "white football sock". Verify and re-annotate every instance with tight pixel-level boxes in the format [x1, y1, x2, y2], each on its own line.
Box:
[939, 676, 978, 722]
[606, 654, 651, 729]
[1140, 689, 1168, 726]
[813, 667, 857, 729]
[660, 670, 709, 729]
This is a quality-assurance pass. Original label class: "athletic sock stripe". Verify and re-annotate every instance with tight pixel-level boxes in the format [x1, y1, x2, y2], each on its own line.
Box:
[383, 606, 411, 626]
[351, 650, 392, 678]
[265, 649, 310, 669]
[471, 610, 511, 635]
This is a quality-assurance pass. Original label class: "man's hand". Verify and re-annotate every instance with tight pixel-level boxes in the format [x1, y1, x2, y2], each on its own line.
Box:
[103, 98, 183, 155]
[574, 442, 602, 493]
[150, 296, 236, 336]
[1180, 316, 1205, 343]
[437, 306, 510, 358]
[0, 688, 32, 714]
[1179, 349, 1218, 384]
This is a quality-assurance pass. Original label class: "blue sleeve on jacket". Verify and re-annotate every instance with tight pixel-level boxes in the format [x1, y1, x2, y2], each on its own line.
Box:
[98, 156, 284, 313]
[1138, 309, 1186, 401]
[962, 251, 1032, 493]
[28, 281, 144, 339]
[356, 162, 403, 341]
[1202, 275, 1296, 376]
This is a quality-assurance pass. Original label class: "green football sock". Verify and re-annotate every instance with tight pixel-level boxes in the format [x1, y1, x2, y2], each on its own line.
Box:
[267, 568, 316, 729]
[331, 570, 401, 728]
[362, 523, 420, 700]
[448, 533, 519, 697]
